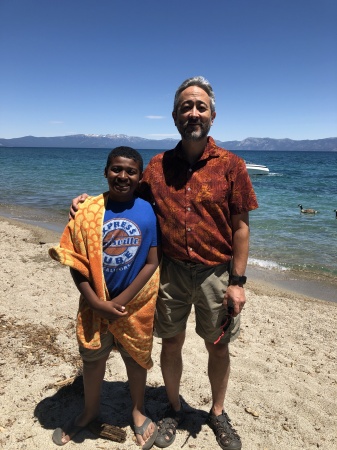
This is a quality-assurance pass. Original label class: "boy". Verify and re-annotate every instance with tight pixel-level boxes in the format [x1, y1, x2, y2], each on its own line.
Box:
[49, 147, 160, 449]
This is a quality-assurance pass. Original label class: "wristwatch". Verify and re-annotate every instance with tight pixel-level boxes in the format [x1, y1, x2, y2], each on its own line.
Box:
[229, 275, 247, 286]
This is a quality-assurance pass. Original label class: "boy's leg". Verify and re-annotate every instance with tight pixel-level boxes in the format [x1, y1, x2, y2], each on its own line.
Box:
[53, 355, 108, 445]
[77, 355, 108, 425]
[121, 354, 157, 447]
[53, 332, 116, 445]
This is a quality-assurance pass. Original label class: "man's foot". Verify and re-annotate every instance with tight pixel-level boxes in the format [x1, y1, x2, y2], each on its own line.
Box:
[154, 404, 185, 448]
[207, 410, 242, 450]
[134, 417, 158, 450]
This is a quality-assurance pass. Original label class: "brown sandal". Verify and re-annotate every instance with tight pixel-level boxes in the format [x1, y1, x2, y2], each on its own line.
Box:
[207, 410, 241, 450]
[154, 405, 185, 448]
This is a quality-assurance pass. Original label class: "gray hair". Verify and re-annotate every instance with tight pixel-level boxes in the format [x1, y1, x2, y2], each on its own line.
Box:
[173, 76, 216, 114]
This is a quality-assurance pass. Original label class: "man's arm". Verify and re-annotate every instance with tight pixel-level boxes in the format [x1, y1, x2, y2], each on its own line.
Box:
[230, 212, 250, 277]
[69, 193, 89, 220]
[224, 212, 250, 316]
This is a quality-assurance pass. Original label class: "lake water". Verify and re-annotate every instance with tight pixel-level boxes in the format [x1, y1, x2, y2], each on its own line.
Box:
[1, 147, 337, 284]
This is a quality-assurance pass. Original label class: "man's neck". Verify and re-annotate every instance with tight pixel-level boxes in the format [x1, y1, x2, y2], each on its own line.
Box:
[181, 136, 208, 166]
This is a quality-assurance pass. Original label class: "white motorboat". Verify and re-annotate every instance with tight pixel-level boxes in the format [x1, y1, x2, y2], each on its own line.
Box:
[245, 162, 270, 175]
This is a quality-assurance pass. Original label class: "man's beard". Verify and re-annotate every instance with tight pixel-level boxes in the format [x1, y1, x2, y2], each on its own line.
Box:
[177, 119, 212, 141]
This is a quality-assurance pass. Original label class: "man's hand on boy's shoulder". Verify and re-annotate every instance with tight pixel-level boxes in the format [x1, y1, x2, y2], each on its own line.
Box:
[69, 193, 89, 220]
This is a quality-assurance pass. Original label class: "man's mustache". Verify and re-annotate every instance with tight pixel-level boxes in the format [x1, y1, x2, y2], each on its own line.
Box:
[183, 119, 203, 126]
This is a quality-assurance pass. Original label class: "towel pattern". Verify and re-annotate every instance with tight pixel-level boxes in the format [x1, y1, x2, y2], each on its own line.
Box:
[49, 193, 159, 369]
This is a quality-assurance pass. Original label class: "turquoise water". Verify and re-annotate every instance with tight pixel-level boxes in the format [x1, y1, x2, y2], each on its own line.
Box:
[1, 147, 337, 278]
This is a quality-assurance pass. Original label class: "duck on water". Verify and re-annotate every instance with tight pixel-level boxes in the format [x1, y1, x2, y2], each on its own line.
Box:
[298, 204, 318, 214]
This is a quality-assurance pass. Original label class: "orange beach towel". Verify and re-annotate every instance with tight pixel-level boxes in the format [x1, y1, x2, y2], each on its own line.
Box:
[49, 193, 159, 369]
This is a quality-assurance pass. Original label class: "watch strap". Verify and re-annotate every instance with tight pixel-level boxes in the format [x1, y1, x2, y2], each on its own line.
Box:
[229, 275, 247, 286]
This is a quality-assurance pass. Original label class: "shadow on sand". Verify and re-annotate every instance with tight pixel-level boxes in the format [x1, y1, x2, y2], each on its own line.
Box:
[34, 375, 210, 446]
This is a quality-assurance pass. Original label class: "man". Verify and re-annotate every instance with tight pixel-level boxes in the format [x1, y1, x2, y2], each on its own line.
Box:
[71, 76, 258, 450]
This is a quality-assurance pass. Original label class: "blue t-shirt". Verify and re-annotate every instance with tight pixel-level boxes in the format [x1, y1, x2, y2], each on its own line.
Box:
[103, 196, 158, 298]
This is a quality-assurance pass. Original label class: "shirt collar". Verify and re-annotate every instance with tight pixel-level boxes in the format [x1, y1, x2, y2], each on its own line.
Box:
[173, 136, 221, 163]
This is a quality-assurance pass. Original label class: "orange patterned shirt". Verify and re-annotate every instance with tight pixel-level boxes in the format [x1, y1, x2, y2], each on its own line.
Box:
[140, 137, 258, 266]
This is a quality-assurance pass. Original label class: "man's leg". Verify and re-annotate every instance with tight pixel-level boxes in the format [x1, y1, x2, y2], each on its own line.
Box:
[154, 257, 192, 447]
[160, 331, 186, 411]
[205, 340, 241, 450]
[204, 341, 230, 415]
[154, 332, 186, 448]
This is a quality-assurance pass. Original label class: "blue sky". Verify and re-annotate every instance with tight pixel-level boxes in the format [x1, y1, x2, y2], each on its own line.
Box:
[0, 0, 336, 141]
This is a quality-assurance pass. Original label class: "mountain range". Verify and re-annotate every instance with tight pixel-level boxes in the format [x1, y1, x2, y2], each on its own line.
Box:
[1, 134, 336, 151]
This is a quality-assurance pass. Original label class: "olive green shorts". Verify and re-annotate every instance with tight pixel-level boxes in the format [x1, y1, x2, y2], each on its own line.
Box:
[79, 331, 131, 362]
[154, 256, 240, 344]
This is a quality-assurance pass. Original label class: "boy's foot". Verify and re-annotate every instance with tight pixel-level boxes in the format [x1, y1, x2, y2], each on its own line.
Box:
[134, 417, 158, 450]
[52, 417, 87, 446]
[207, 410, 242, 450]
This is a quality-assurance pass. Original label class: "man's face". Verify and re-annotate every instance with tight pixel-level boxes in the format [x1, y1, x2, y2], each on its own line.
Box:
[172, 86, 216, 141]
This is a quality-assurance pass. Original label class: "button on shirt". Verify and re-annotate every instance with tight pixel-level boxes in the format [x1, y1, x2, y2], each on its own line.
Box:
[139, 137, 258, 266]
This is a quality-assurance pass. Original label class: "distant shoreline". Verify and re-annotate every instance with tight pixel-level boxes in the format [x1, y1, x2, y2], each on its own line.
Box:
[1, 135, 337, 151]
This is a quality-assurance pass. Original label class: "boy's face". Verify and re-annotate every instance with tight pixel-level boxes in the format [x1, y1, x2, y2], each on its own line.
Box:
[105, 156, 142, 202]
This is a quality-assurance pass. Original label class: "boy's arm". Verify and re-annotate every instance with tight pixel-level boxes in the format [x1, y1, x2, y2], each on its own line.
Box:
[112, 245, 161, 307]
[70, 268, 128, 320]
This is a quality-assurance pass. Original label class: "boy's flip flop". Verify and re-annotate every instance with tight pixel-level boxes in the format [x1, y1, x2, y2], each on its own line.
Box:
[134, 417, 158, 450]
[52, 417, 86, 446]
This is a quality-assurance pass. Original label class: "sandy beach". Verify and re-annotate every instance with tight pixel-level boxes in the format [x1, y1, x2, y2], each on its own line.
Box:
[0, 216, 336, 450]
